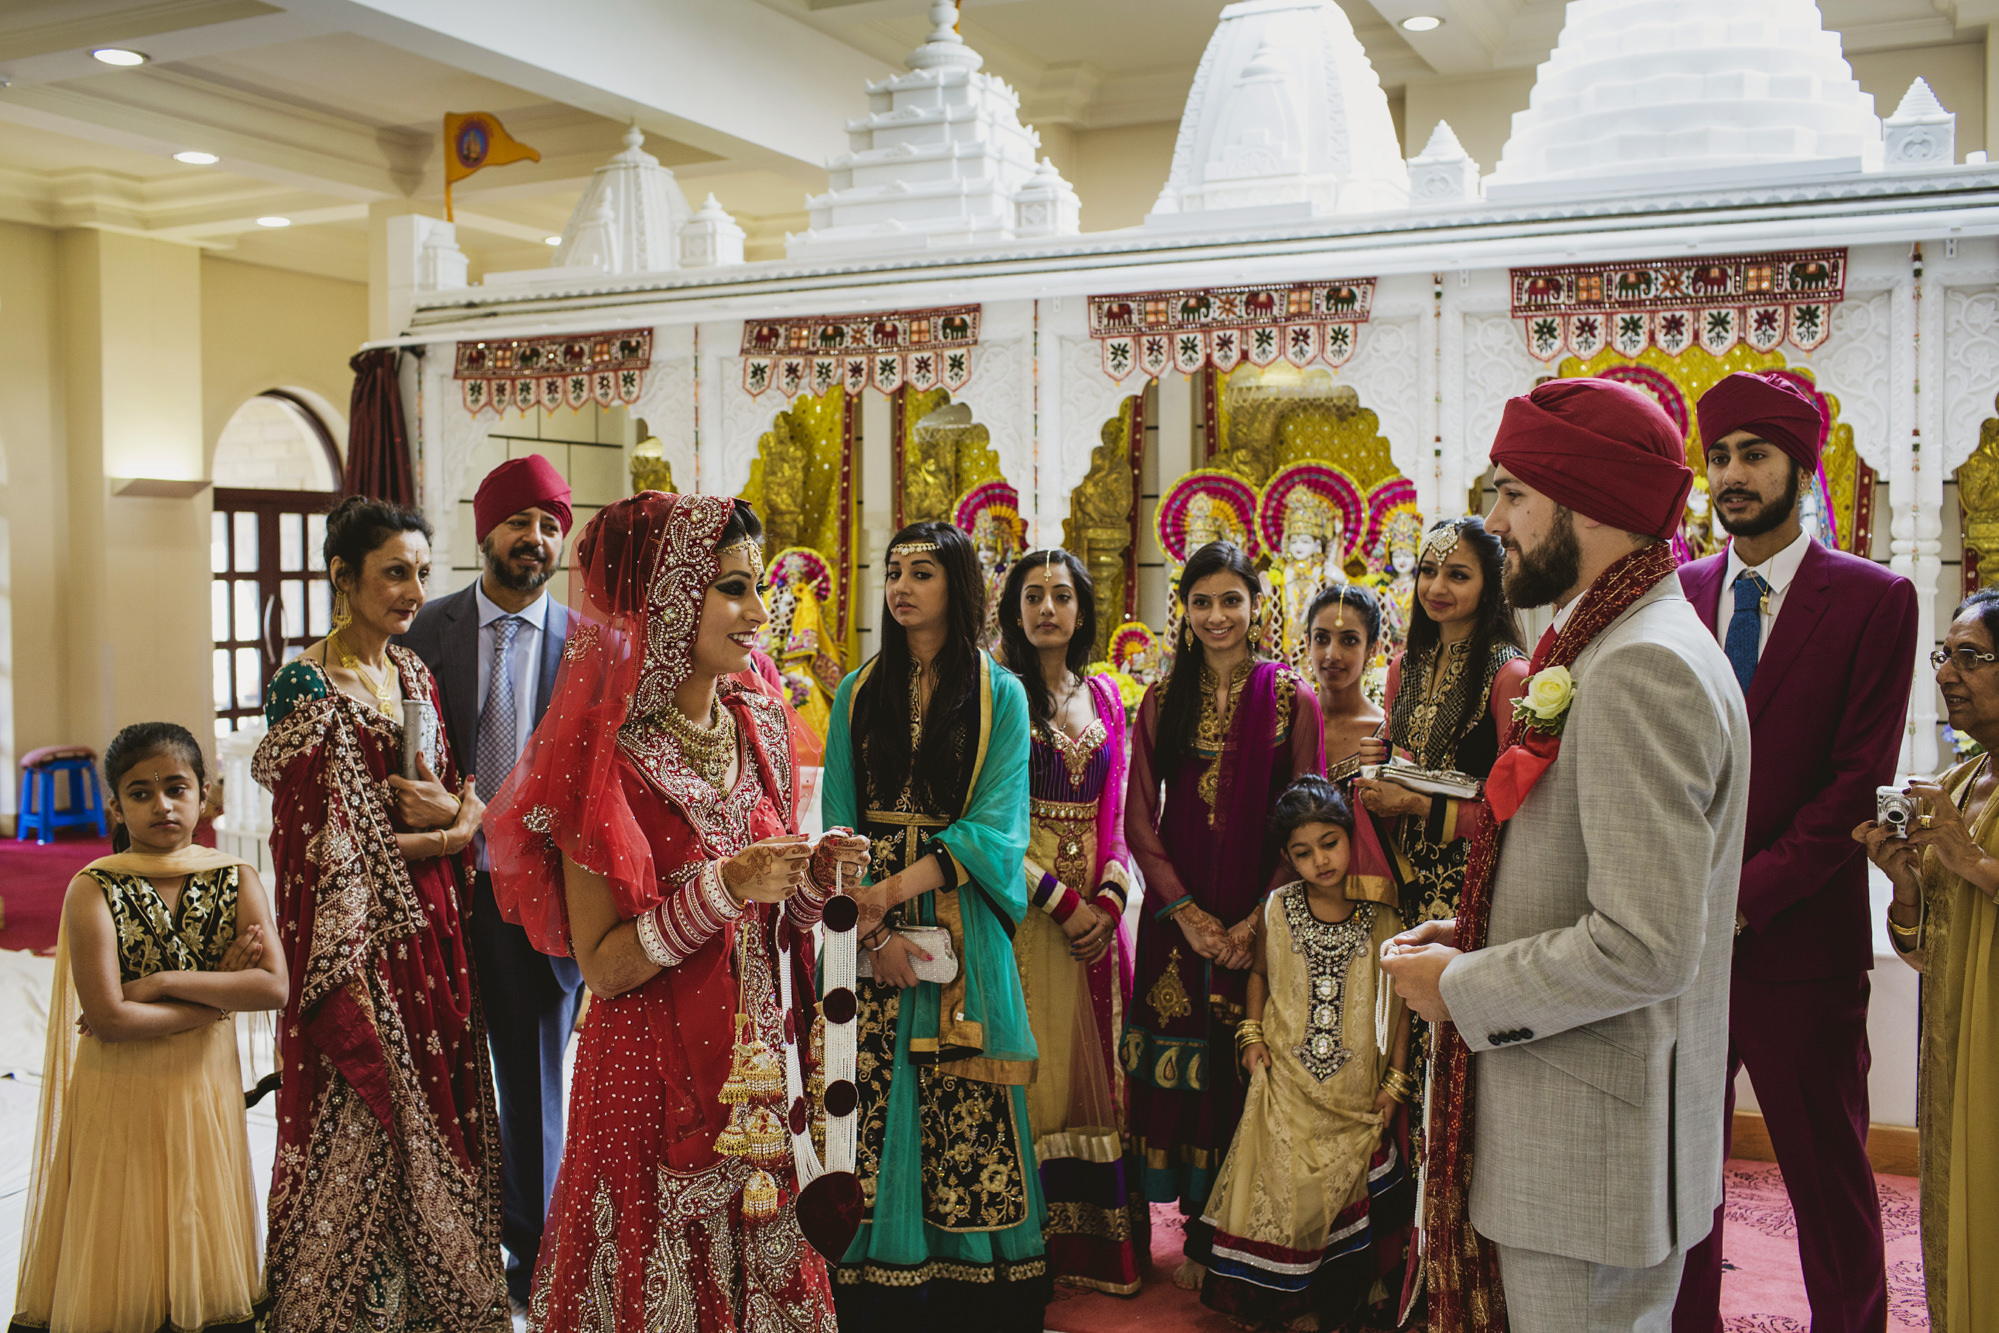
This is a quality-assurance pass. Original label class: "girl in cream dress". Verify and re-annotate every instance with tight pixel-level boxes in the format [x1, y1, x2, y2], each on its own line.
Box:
[1199, 776, 1413, 1332]
[11, 722, 287, 1333]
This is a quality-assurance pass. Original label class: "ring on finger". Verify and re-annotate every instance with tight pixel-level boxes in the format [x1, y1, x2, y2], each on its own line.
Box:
[1919, 814, 1936, 830]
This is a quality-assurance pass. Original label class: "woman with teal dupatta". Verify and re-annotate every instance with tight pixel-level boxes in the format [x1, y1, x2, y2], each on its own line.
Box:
[822, 520, 1047, 1331]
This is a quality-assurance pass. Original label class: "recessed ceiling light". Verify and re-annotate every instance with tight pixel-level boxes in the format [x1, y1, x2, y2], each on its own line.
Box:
[91, 48, 148, 66]
[255, 216, 291, 228]
[173, 150, 218, 165]
[1401, 15, 1443, 31]
[544, 235, 562, 246]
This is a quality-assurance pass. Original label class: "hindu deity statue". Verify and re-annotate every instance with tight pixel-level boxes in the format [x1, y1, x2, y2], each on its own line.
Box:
[954, 480, 1025, 651]
[1268, 490, 1347, 667]
[1369, 505, 1424, 660]
[758, 546, 842, 742]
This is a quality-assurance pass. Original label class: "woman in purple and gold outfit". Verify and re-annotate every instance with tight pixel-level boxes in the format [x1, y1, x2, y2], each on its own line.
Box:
[996, 548, 1142, 1296]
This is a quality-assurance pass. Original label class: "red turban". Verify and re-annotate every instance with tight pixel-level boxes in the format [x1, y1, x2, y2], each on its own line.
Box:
[1695, 371, 1825, 471]
[473, 454, 572, 542]
[1489, 378, 1693, 540]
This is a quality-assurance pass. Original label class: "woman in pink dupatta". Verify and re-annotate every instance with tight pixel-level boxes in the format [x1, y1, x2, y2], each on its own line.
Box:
[1121, 541, 1325, 1283]
[997, 550, 1142, 1294]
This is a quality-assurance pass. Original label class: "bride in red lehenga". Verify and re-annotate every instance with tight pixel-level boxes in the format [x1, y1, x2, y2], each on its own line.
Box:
[487, 491, 867, 1332]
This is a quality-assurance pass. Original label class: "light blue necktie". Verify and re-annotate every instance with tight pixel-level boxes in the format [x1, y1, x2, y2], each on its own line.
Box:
[476, 616, 525, 801]
[1724, 572, 1765, 694]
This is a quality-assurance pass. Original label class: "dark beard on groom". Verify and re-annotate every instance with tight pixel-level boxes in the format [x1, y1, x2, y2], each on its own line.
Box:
[1502, 506, 1584, 610]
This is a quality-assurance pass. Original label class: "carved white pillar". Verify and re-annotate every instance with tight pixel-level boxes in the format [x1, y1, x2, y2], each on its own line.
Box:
[1911, 248, 1946, 773]
[1417, 274, 1441, 522]
[1890, 255, 1939, 774]
[1437, 271, 1468, 516]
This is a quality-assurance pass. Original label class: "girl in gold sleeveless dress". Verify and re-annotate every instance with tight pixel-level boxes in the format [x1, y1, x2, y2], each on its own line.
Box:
[11, 723, 288, 1333]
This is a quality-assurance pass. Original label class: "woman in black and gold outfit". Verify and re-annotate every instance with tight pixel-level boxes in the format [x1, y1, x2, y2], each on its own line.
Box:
[1352, 514, 1525, 1318]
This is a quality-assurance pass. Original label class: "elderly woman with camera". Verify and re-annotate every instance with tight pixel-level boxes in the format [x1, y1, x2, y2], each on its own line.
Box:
[1855, 587, 1999, 1333]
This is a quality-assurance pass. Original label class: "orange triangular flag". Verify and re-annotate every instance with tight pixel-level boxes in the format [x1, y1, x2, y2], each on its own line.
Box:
[442, 111, 541, 219]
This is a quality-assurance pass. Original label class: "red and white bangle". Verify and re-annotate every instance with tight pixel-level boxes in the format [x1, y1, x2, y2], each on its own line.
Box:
[636, 905, 677, 968]
[642, 861, 743, 968]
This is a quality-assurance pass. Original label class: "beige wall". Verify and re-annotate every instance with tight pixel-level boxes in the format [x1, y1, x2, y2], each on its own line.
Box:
[0, 222, 67, 800]
[0, 228, 368, 824]
[1402, 68, 1541, 172]
[1850, 40, 1987, 158]
[1048, 122, 1183, 233]
[201, 257, 367, 468]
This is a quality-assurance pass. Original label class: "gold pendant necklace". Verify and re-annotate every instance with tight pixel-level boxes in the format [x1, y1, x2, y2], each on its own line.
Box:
[658, 694, 738, 790]
[335, 634, 397, 716]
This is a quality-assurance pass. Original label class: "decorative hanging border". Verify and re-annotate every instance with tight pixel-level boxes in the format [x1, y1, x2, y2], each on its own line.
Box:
[1088, 280, 1377, 381]
[1510, 249, 1846, 363]
[454, 329, 652, 415]
[741, 306, 980, 398]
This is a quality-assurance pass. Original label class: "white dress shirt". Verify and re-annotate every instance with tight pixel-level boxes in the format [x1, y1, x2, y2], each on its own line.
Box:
[472, 582, 550, 869]
[1713, 528, 1811, 657]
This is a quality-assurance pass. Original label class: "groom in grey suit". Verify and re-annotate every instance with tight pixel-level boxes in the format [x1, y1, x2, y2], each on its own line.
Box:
[1383, 379, 1750, 1331]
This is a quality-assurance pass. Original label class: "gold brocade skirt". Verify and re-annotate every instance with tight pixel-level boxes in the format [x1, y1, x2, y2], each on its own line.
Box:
[13, 1021, 265, 1333]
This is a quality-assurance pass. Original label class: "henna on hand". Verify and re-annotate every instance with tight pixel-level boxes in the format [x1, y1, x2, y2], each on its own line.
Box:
[722, 836, 812, 903]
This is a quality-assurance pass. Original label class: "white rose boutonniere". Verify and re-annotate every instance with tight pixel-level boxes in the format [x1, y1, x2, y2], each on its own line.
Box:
[1512, 665, 1576, 736]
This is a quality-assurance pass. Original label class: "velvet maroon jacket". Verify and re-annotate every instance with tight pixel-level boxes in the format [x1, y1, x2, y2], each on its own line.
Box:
[1679, 540, 1918, 980]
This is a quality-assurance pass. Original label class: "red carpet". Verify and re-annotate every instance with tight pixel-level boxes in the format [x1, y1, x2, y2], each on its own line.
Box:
[0, 830, 112, 954]
[1047, 1163, 1927, 1331]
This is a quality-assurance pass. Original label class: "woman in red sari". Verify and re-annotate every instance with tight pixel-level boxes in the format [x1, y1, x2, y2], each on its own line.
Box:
[255, 497, 502, 1333]
[487, 491, 867, 1333]
[1121, 540, 1325, 1288]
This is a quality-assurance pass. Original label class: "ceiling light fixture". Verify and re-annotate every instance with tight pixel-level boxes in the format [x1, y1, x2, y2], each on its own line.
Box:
[92, 48, 149, 66]
[255, 216, 291, 228]
[1401, 15, 1443, 31]
[544, 235, 562, 246]
[173, 150, 219, 165]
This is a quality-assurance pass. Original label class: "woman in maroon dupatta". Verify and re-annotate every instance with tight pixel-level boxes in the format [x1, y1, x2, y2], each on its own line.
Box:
[254, 497, 503, 1333]
[486, 491, 866, 1333]
[1121, 540, 1324, 1286]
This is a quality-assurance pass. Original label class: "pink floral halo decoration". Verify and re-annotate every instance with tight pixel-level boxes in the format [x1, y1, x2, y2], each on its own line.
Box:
[952, 479, 1024, 552]
[763, 545, 834, 602]
[1109, 620, 1160, 673]
[1256, 462, 1366, 563]
[1593, 364, 1690, 439]
[1157, 469, 1260, 563]
[1362, 476, 1418, 559]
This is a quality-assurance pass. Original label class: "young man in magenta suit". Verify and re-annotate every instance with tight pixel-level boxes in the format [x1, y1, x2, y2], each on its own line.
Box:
[1672, 372, 1918, 1333]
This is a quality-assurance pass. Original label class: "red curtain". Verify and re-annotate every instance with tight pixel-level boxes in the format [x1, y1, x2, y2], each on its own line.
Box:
[344, 349, 415, 504]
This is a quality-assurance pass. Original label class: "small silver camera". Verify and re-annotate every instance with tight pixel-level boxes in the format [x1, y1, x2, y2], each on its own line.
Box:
[1876, 786, 1918, 839]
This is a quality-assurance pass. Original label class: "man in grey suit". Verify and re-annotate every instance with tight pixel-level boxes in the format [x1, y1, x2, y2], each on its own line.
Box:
[1382, 379, 1750, 1331]
[400, 454, 584, 1310]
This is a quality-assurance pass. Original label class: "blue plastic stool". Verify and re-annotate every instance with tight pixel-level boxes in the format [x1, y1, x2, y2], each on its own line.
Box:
[17, 746, 108, 845]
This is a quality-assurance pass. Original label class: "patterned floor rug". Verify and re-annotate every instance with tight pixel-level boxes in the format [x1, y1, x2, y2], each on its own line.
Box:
[1045, 1162, 1927, 1331]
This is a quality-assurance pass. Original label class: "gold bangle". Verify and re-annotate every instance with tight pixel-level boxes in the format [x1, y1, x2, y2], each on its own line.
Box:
[1886, 911, 1921, 940]
[1380, 1068, 1417, 1101]
[1234, 1020, 1266, 1051]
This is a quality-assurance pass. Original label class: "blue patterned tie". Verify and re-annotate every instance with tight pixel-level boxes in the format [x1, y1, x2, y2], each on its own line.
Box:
[1724, 572, 1765, 694]
[477, 616, 525, 802]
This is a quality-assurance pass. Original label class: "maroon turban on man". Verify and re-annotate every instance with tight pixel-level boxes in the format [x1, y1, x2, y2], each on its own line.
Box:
[1695, 371, 1825, 471]
[1489, 378, 1693, 540]
[474, 454, 572, 542]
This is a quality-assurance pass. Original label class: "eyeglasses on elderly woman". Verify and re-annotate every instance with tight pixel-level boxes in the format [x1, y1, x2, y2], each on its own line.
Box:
[1932, 646, 1999, 672]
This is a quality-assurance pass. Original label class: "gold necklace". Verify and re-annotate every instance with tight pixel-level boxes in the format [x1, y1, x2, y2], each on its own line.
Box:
[335, 634, 397, 716]
[658, 694, 738, 790]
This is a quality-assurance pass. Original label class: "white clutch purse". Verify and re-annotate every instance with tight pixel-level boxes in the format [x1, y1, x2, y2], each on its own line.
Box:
[1359, 756, 1482, 801]
[856, 924, 960, 983]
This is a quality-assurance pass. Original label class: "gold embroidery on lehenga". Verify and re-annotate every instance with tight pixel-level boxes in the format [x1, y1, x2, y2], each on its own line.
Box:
[1147, 946, 1194, 1025]
[917, 1067, 1029, 1232]
[581, 1180, 620, 1333]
